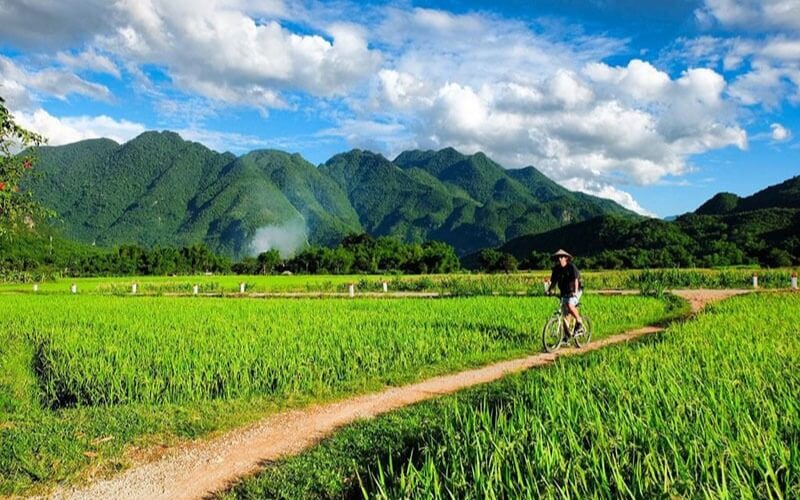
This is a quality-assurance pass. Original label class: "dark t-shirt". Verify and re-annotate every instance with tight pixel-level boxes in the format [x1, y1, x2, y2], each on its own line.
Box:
[550, 262, 581, 297]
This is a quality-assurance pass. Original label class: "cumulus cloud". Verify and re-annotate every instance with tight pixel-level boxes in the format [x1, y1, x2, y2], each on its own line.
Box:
[696, 0, 800, 31]
[90, 1, 380, 109]
[687, 1, 800, 108]
[364, 57, 745, 191]
[0, 55, 112, 109]
[561, 178, 655, 216]
[771, 122, 791, 141]
[14, 108, 146, 145]
[1, 0, 378, 111]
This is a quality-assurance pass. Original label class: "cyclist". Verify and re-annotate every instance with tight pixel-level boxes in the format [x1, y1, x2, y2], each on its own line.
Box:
[545, 249, 584, 337]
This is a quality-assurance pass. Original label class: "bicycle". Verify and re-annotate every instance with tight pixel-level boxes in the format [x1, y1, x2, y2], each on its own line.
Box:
[542, 295, 592, 352]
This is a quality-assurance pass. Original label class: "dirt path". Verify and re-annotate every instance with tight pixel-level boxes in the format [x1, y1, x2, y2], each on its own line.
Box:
[49, 290, 746, 500]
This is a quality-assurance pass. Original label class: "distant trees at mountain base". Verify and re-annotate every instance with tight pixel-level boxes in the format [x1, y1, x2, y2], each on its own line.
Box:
[1, 232, 461, 278]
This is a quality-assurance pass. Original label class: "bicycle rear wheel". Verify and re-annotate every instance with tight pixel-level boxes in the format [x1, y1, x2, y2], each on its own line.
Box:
[542, 315, 564, 352]
[574, 313, 592, 348]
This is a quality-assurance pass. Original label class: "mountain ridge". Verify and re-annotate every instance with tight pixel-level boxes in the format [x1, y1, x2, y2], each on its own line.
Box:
[27, 131, 637, 257]
[474, 177, 800, 268]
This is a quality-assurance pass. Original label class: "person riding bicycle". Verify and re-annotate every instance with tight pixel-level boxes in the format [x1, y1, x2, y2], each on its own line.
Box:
[545, 249, 585, 336]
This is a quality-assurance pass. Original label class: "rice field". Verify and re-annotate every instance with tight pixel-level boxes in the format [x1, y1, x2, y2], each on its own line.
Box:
[222, 293, 799, 499]
[0, 293, 673, 494]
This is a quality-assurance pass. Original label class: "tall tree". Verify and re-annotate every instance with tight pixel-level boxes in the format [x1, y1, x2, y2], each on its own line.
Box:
[0, 96, 49, 238]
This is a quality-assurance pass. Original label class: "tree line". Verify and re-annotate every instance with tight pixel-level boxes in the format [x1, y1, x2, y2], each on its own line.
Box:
[1, 233, 462, 277]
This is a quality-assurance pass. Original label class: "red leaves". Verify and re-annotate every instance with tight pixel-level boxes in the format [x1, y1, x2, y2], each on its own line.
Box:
[23, 159, 32, 169]
[0, 182, 5, 191]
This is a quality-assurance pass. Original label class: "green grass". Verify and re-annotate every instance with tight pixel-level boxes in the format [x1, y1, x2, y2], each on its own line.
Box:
[220, 293, 799, 499]
[0, 294, 673, 495]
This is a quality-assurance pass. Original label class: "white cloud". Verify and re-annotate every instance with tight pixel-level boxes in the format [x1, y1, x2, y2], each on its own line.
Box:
[585, 59, 670, 101]
[689, 1, 800, 108]
[0, 56, 112, 109]
[91, 1, 380, 109]
[373, 6, 625, 92]
[771, 122, 791, 140]
[14, 108, 146, 145]
[1, 0, 377, 111]
[362, 57, 745, 190]
[696, 0, 800, 31]
[56, 49, 120, 78]
[560, 178, 655, 216]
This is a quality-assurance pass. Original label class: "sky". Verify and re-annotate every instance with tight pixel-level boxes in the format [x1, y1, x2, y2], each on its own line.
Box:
[0, 0, 798, 217]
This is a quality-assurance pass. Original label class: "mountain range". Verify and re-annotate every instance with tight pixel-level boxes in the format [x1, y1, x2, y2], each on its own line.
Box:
[27, 131, 634, 257]
[479, 175, 800, 267]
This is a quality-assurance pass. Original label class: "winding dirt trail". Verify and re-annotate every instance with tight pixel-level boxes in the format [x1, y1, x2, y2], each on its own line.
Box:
[49, 290, 747, 500]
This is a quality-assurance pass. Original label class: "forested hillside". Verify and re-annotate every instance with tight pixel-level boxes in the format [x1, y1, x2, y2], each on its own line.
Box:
[27, 132, 634, 257]
[474, 176, 800, 269]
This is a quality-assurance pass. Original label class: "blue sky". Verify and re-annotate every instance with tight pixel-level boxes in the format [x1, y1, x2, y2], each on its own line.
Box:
[1, 0, 798, 217]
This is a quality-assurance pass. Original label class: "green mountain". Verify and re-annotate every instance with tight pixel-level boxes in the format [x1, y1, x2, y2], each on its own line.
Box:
[480, 176, 800, 268]
[695, 192, 741, 215]
[29, 132, 358, 256]
[27, 132, 635, 257]
[390, 148, 636, 253]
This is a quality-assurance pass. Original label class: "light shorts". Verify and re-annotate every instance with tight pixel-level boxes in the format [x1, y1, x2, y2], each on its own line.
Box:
[560, 290, 583, 314]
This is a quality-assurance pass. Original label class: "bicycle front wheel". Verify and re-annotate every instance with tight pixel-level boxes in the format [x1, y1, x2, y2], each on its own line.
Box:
[574, 314, 592, 348]
[542, 315, 564, 353]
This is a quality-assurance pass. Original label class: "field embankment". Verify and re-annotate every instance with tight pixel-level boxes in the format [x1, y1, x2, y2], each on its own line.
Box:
[0, 268, 796, 296]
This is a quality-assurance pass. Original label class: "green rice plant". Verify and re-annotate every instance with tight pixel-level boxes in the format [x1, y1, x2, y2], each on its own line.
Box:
[362, 293, 800, 498]
[10, 295, 669, 408]
[0, 294, 673, 494]
[221, 293, 799, 499]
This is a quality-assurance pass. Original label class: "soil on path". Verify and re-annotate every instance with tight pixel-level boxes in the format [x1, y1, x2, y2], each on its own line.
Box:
[49, 289, 747, 500]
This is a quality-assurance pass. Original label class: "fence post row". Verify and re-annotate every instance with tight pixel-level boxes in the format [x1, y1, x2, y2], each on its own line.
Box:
[348, 283, 355, 298]
[71, 283, 77, 294]
[792, 271, 798, 290]
[240, 282, 246, 294]
[193, 284, 199, 295]
[752, 273, 758, 289]
[132, 282, 138, 294]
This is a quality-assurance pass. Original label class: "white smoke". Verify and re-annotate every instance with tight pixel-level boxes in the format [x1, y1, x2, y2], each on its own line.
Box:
[249, 220, 308, 258]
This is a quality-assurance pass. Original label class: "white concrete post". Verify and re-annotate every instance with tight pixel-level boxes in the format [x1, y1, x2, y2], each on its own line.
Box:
[193, 284, 199, 295]
[382, 281, 388, 293]
[239, 282, 246, 294]
[131, 282, 138, 294]
[71, 283, 77, 294]
[33, 283, 39, 292]
[752, 273, 758, 289]
[348, 283, 355, 298]
[792, 271, 798, 290]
